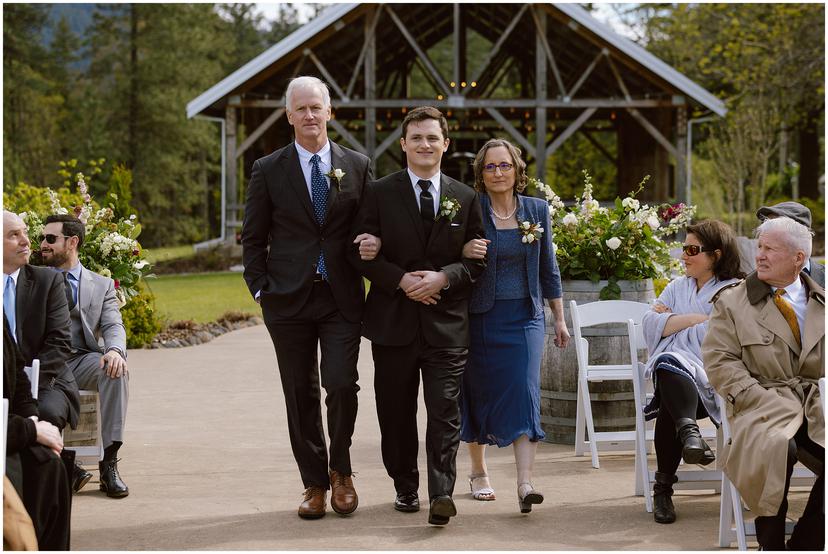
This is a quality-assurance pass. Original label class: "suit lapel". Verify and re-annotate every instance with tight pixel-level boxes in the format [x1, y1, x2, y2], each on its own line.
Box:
[15, 266, 33, 344]
[282, 144, 316, 224]
[397, 171, 426, 248]
[79, 267, 97, 344]
[426, 176, 452, 250]
[324, 142, 346, 223]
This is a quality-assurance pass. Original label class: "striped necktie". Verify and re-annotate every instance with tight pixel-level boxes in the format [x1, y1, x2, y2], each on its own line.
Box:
[773, 289, 801, 348]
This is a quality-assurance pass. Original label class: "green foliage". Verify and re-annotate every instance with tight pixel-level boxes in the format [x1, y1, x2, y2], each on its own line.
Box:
[4, 181, 88, 216]
[120, 288, 162, 348]
[106, 164, 136, 220]
[147, 272, 259, 323]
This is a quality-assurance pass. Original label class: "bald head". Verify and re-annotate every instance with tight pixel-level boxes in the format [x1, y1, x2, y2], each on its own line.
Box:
[3, 210, 31, 274]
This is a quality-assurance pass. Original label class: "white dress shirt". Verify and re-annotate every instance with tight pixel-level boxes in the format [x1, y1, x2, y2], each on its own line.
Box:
[407, 168, 441, 215]
[295, 140, 332, 199]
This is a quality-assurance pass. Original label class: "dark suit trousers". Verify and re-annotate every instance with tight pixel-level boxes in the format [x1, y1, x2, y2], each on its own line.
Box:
[372, 333, 467, 500]
[37, 386, 72, 431]
[6, 446, 73, 550]
[262, 281, 361, 489]
[755, 421, 824, 551]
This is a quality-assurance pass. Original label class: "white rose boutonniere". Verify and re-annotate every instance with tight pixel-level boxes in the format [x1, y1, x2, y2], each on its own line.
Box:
[519, 220, 544, 244]
[437, 196, 461, 221]
[326, 167, 346, 191]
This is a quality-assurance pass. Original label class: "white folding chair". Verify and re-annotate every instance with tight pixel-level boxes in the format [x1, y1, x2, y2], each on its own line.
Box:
[22, 359, 40, 399]
[570, 300, 651, 469]
[2, 398, 8, 477]
[717, 394, 817, 550]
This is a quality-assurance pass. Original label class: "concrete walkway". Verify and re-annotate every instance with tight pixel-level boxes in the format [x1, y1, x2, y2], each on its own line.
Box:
[69, 324, 784, 550]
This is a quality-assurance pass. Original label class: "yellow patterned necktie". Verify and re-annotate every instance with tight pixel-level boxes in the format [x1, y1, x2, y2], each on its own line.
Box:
[773, 289, 801, 348]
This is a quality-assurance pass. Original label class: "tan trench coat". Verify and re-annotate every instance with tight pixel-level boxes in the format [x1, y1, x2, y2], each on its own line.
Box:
[703, 271, 824, 516]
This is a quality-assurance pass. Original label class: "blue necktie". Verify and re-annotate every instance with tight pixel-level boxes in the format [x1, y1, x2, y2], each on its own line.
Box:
[310, 154, 328, 280]
[4, 275, 16, 340]
[65, 271, 78, 309]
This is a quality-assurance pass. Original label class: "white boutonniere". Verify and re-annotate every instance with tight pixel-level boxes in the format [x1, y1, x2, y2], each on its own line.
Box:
[437, 196, 461, 221]
[326, 167, 346, 190]
[519, 220, 544, 244]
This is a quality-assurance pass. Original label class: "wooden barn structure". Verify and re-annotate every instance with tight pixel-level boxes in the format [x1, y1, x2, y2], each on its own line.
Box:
[187, 3, 725, 241]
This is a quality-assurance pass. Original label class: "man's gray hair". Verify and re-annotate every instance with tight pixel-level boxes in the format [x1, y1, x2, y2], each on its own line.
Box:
[755, 216, 813, 259]
[285, 76, 331, 110]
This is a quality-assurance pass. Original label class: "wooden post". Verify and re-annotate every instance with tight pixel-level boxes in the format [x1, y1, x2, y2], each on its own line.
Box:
[365, 8, 377, 171]
[535, 7, 547, 180]
[674, 104, 687, 203]
[225, 104, 237, 243]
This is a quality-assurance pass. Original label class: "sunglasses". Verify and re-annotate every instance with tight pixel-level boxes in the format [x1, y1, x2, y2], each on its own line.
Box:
[40, 234, 69, 245]
[682, 244, 715, 256]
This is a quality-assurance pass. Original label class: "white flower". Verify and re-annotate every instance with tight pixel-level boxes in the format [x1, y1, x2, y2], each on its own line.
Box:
[535, 226, 544, 234]
[332, 168, 345, 180]
[605, 237, 621, 250]
[562, 213, 578, 227]
[521, 235, 529, 244]
[621, 197, 640, 211]
[134, 260, 149, 270]
[646, 215, 660, 230]
[521, 221, 531, 230]
[99, 268, 112, 278]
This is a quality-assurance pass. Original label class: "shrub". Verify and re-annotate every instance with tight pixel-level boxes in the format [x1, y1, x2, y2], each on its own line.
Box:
[121, 289, 163, 349]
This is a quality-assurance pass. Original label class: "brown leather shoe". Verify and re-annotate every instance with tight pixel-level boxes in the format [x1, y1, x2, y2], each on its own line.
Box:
[329, 470, 358, 515]
[298, 486, 327, 519]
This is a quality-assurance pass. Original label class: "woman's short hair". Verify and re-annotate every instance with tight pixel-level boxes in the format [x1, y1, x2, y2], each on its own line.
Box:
[285, 76, 331, 110]
[686, 219, 745, 281]
[472, 138, 528, 193]
[755, 216, 813, 259]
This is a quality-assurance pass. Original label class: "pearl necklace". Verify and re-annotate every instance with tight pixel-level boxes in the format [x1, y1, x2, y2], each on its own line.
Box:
[490, 202, 517, 221]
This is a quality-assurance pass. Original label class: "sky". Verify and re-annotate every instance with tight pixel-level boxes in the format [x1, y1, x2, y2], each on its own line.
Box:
[253, 2, 638, 40]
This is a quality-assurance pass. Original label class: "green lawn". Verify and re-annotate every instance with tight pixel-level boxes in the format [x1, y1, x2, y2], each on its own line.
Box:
[146, 271, 259, 323]
[144, 244, 195, 264]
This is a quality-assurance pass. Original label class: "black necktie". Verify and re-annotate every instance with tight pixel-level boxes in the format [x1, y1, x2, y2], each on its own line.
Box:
[418, 179, 434, 239]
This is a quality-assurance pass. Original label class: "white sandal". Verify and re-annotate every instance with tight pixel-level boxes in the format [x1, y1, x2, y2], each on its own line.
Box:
[469, 473, 496, 501]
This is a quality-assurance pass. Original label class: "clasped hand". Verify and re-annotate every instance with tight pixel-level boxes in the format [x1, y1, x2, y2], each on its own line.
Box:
[399, 271, 447, 305]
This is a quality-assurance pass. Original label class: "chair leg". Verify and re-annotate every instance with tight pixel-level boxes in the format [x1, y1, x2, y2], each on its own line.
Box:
[575, 379, 586, 457]
[731, 482, 748, 550]
[579, 376, 600, 469]
[719, 472, 734, 547]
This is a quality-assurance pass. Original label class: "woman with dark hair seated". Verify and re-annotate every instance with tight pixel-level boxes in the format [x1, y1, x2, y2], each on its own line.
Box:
[642, 219, 745, 524]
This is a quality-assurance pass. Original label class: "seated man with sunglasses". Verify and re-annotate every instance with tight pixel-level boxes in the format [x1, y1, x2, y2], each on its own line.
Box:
[40, 214, 130, 498]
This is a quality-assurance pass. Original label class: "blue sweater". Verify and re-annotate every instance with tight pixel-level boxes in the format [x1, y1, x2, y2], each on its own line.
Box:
[469, 193, 562, 316]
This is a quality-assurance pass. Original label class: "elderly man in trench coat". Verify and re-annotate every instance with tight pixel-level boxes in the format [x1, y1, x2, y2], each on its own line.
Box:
[704, 216, 824, 551]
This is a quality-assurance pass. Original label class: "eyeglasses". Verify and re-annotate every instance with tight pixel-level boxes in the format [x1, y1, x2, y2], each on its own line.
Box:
[482, 162, 514, 173]
[40, 234, 69, 245]
[682, 244, 715, 256]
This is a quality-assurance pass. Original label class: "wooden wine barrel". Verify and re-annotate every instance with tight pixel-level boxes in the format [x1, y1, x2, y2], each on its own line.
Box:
[540, 279, 654, 444]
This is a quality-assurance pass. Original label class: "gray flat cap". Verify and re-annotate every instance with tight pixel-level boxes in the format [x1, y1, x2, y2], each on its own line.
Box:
[756, 201, 812, 229]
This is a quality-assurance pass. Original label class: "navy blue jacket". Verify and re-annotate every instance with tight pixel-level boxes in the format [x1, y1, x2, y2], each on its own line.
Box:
[470, 193, 562, 317]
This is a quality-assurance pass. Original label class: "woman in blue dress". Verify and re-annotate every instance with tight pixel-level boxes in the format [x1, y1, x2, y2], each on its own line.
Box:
[460, 138, 569, 513]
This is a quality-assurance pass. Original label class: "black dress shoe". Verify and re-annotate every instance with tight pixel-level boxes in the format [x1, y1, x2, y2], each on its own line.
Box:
[428, 495, 457, 525]
[394, 491, 420, 512]
[99, 459, 129, 498]
[72, 463, 93, 493]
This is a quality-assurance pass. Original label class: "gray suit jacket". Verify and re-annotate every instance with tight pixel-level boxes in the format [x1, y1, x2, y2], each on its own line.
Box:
[75, 264, 127, 357]
[807, 258, 825, 288]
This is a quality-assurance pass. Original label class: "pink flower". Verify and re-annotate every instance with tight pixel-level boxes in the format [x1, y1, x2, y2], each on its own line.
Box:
[114, 279, 120, 289]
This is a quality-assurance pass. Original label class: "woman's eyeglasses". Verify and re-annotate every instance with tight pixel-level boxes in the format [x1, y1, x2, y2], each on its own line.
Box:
[682, 244, 715, 256]
[482, 162, 514, 173]
[40, 234, 69, 245]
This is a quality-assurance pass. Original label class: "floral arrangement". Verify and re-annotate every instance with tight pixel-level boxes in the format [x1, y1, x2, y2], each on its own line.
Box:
[519, 220, 544, 244]
[19, 172, 153, 307]
[528, 170, 696, 299]
[437, 196, 461, 221]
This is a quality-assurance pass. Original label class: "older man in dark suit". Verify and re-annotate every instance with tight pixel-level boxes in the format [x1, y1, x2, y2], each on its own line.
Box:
[349, 106, 485, 525]
[241, 76, 377, 519]
[2, 210, 78, 432]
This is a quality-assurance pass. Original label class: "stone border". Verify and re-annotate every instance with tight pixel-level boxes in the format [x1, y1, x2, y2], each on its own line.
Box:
[147, 316, 264, 349]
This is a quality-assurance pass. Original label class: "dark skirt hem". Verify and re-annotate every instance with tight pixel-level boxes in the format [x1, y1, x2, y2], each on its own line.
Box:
[460, 427, 545, 448]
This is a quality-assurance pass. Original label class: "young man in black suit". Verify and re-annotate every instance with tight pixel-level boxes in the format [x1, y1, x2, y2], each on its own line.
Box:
[349, 106, 485, 525]
[241, 76, 379, 519]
